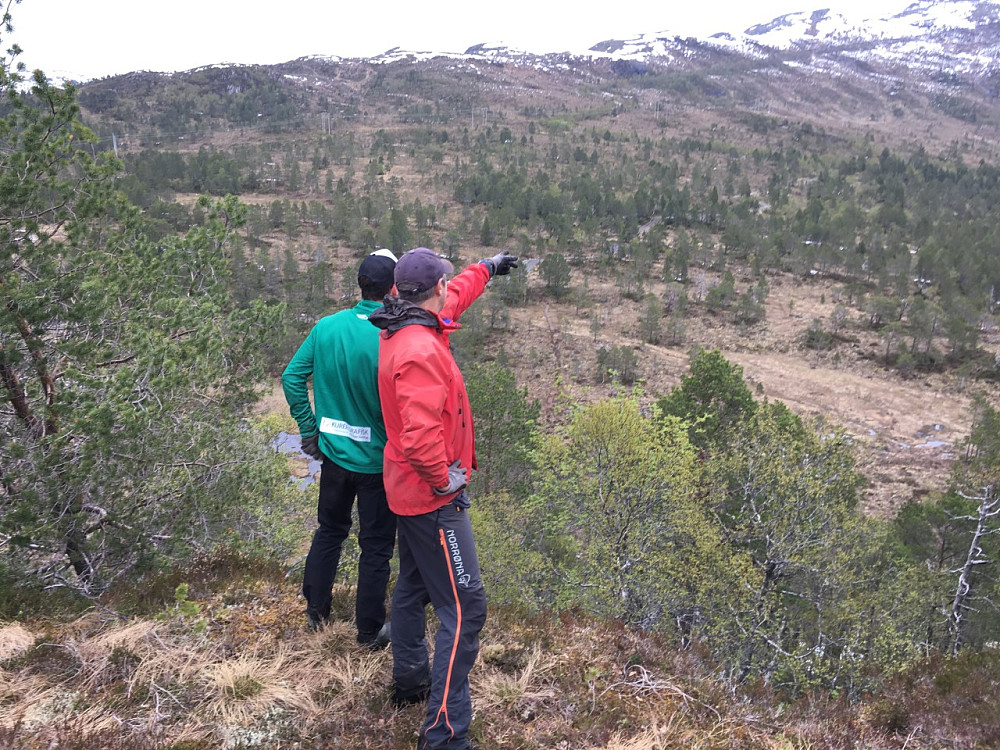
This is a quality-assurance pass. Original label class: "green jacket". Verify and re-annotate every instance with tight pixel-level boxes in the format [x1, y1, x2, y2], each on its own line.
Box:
[281, 299, 386, 473]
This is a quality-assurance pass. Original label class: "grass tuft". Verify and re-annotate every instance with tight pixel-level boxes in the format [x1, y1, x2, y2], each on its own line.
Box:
[0, 623, 35, 662]
[197, 646, 322, 726]
[475, 645, 557, 715]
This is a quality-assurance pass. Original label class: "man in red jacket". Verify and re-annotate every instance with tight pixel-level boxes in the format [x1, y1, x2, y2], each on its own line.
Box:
[370, 247, 517, 750]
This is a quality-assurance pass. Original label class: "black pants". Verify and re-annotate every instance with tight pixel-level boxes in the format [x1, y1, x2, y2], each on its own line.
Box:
[393, 500, 487, 750]
[302, 458, 396, 637]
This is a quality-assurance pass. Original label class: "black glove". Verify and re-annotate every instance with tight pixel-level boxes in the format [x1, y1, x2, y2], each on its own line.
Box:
[433, 459, 468, 496]
[300, 433, 324, 460]
[483, 250, 519, 278]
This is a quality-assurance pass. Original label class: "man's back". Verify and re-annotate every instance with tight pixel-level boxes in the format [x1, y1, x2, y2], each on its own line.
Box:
[367, 247, 517, 748]
[370, 262, 492, 515]
[281, 248, 398, 640]
[282, 298, 386, 473]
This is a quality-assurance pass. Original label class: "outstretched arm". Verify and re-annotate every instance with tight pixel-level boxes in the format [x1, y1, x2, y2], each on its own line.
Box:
[440, 262, 491, 323]
[440, 250, 518, 321]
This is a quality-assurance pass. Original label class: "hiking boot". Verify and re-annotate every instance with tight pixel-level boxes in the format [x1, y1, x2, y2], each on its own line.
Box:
[415, 730, 477, 749]
[307, 611, 329, 633]
[359, 621, 391, 651]
[392, 680, 431, 708]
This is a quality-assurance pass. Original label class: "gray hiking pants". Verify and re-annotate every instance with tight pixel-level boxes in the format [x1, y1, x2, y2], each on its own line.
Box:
[392, 499, 487, 750]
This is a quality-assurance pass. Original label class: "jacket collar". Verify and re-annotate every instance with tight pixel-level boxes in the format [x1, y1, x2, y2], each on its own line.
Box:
[354, 298, 383, 315]
[368, 295, 441, 337]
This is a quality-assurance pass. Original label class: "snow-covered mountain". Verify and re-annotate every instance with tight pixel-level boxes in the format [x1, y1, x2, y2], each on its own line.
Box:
[357, 0, 1000, 78]
[710, 0, 1000, 74]
[74, 0, 1000, 141]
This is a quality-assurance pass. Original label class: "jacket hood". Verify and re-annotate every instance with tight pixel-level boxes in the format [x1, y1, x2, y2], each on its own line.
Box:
[368, 295, 440, 336]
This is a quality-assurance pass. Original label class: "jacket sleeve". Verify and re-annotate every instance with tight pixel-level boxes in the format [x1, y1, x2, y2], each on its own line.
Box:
[440, 262, 491, 323]
[392, 349, 452, 490]
[281, 328, 318, 437]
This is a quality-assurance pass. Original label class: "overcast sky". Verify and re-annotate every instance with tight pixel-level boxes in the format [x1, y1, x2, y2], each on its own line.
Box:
[5, 0, 915, 81]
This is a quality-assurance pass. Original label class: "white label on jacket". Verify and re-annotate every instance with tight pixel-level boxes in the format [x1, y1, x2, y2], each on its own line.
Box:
[319, 416, 372, 443]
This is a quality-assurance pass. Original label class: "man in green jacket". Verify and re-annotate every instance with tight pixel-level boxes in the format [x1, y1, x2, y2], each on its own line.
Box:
[281, 249, 397, 647]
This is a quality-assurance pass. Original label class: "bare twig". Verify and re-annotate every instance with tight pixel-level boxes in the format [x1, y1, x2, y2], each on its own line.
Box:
[599, 664, 722, 721]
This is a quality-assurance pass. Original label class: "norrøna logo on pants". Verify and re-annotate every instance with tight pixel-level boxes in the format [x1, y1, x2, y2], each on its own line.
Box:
[445, 528, 471, 587]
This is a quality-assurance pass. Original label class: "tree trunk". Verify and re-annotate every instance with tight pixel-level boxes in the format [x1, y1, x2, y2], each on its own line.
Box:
[949, 484, 998, 655]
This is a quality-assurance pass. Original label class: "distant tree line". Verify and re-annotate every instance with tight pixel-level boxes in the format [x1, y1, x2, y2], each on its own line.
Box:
[78, 65, 305, 129]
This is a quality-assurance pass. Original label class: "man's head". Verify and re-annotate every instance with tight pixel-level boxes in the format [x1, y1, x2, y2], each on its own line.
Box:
[394, 247, 454, 309]
[357, 249, 398, 301]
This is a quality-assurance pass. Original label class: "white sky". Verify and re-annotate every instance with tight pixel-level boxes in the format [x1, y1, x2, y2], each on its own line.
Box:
[5, 0, 915, 81]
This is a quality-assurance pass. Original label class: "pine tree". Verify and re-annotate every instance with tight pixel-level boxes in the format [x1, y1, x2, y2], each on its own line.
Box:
[0, 42, 286, 598]
[387, 207, 411, 253]
[657, 349, 757, 451]
[480, 214, 494, 246]
[541, 252, 571, 299]
[464, 361, 539, 496]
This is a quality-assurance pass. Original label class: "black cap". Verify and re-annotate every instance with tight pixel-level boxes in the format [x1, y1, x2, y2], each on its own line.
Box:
[358, 249, 397, 289]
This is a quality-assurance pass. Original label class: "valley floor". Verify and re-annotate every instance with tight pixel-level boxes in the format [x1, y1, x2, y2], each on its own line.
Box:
[492, 267, 999, 517]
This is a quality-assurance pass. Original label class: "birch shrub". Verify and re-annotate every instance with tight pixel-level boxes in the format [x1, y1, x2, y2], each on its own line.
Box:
[480, 394, 747, 635]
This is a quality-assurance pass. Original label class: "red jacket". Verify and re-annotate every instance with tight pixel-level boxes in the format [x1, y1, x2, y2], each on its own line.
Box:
[369, 263, 490, 516]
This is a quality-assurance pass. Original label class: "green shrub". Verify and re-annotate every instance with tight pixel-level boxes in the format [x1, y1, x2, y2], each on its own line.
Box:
[805, 318, 834, 349]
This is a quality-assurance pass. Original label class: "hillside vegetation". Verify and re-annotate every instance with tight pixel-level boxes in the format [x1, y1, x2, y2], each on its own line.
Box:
[3, 8, 1000, 748]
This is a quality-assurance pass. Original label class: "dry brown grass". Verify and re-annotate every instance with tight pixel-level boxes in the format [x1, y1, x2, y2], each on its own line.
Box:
[1, 584, 991, 748]
[0, 672, 55, 729]
[0, 623, 35, 661]
[74, 619, 158, 688]
[598, 727, 670, 750]
[475, 644, 558, 715]
[0, 585, 401, 746]
[196, 645, 323, 725]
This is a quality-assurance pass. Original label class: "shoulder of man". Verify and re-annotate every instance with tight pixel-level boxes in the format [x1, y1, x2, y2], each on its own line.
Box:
[388, 326, 449, 364]
[316, 307, 366, 327]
